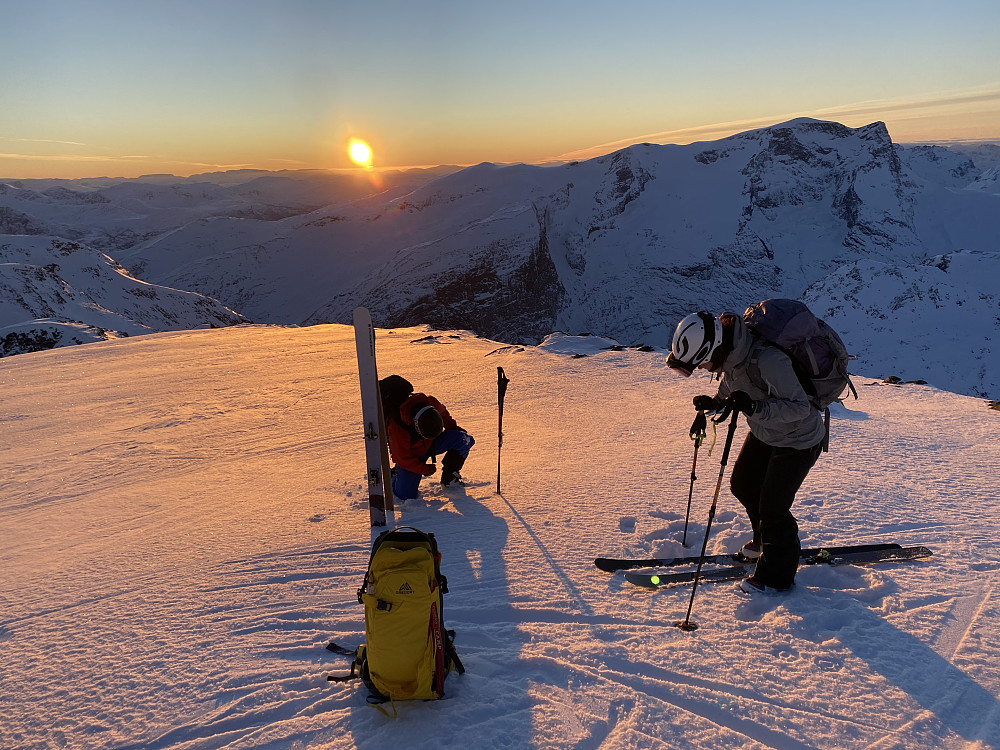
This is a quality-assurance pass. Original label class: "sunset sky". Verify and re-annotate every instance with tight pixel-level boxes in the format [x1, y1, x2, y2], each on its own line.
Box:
[3, 0, 999, 179]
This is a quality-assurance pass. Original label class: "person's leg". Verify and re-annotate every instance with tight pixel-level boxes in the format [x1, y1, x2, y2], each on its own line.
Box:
[431, 430, 475, 484]
[392, 466, 423, 501]
[729, 433, 772, 546]
[751, 442, 822, 588]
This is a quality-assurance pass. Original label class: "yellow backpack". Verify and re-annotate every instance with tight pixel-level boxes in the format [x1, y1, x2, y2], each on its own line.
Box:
[328, 527, 464, 711]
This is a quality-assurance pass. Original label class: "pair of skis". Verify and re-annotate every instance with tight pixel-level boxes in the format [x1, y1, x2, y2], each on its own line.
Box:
[354, 307, 393, 527]
[596, 543, 933, 589]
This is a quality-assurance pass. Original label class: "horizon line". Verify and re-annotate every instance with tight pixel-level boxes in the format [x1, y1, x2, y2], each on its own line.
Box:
[3, 100, 999, 182]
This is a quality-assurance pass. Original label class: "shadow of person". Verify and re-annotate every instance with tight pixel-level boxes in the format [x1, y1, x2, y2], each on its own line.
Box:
[767, 580, 1000, 748]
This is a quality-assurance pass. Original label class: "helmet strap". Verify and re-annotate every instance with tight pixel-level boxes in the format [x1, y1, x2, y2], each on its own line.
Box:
[709, 315, 736, 370]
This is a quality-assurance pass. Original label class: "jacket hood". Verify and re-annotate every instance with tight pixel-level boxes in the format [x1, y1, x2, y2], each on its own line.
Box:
[719, 315, 753, 372]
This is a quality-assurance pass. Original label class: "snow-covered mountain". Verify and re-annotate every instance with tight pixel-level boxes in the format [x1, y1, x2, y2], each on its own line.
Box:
[0, 235, 246, 355]
[3, 119, 998, 397]
[0, 168, 452, 357]
[0, 168, 450, 255]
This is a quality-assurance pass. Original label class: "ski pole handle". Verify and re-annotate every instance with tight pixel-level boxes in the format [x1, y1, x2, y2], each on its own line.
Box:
[689, 411, 707, 441]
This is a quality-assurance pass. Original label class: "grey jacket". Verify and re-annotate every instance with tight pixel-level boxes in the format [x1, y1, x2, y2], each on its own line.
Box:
[714, 317, 826, 450]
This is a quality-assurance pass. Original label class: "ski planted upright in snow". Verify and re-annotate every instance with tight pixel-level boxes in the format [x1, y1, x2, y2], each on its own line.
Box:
[622, 545, 933, 589]
[595, 542, 902, 573]
[353, 306, 394, 527]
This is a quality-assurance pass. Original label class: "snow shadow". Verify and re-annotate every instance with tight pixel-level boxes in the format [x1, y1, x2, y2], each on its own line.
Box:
[829, 402, 869, 421]
[345, 489, 535, 748]
[785, 590, 999, 746]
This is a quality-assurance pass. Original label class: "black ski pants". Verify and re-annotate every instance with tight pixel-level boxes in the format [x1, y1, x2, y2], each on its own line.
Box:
[729, 432, 823, 589]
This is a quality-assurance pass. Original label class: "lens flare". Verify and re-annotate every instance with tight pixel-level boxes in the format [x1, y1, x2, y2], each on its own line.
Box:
[348, 138, 373, 167]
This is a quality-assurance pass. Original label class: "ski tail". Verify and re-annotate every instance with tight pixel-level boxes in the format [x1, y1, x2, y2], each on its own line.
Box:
[803, 545, 932, 565]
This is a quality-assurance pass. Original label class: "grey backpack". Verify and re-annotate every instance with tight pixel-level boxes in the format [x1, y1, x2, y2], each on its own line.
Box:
[743, 299, 857, 447]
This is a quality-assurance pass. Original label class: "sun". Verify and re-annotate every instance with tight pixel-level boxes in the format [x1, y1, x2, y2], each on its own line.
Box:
[348, 138, 373, 167]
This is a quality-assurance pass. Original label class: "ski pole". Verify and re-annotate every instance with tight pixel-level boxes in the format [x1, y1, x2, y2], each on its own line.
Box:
[496, 367, 510, 494]
[682, 411, 708, 547]
[675, 407, 740, 632]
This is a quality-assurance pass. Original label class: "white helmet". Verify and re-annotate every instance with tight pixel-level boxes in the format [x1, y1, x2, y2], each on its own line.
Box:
[413, 404, 445, 439]
[666, 312, 723, 376]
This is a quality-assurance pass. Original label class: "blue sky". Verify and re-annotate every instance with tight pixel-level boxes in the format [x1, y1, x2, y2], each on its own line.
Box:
[2, 0, 999, 178]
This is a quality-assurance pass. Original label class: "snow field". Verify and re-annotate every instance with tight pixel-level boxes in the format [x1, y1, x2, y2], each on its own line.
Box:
[1, 323, 999, 749]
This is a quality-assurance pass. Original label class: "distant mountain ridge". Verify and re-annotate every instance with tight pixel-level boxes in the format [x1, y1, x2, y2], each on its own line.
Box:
[2, 119, 998, 398]
[0, 235, 246, 355]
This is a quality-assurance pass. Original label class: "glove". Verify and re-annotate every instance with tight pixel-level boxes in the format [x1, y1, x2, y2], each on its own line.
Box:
[693, 394, 722, 412]
[420, 463, 437, 477]
[725, 390, 758, 417]
[689, 411, 707, 440]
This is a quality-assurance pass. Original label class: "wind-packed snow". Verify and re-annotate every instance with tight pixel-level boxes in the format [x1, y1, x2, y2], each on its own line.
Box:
[2, 323, 999, 750]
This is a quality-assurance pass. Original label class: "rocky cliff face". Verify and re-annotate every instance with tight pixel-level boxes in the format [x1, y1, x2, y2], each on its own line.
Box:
[384, 205, 566, 341]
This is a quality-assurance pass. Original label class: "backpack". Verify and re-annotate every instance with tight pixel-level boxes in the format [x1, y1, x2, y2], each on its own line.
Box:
[379, 375, 414, 427]
[327, 527, 464, 713]
[743, 299, 858, 450]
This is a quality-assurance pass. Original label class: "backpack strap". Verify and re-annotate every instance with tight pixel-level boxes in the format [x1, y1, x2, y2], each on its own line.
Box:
[842, 371, 859, 402]
[430, 601, 447, 696]
[746, 345, 775, 398]
[327, 643, 397, 714]
[822, 407, 831, 453]
[326, 662, 358, 683]
[445, 630, 466, 674]
[325, 642, 361, 683]
[325, 641, 358, 657]
[753, 343, 835, 453]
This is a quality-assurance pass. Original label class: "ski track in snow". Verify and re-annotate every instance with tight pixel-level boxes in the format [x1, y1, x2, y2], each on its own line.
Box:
[2, 324, 999, 750]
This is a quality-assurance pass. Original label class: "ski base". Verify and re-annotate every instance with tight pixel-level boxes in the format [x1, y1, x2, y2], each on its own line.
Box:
[353, 306, 393, 527]
[596, 542, 900, 573]
[622, 545, 933, 589]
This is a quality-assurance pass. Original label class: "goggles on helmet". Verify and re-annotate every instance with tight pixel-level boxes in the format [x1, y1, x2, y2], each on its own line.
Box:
[666, 311, 720, 377]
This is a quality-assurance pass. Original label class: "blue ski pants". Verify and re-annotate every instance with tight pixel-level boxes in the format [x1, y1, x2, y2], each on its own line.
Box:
[392, 429, 475, 500]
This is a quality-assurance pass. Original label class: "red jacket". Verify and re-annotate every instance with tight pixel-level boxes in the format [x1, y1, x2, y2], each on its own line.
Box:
[386, 393, 458, 475]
